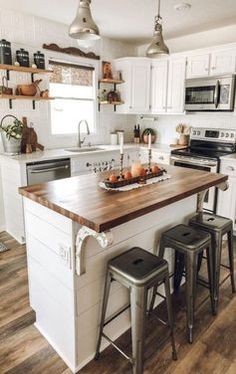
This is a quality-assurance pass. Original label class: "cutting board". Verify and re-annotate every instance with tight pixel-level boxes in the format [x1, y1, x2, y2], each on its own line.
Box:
[21, 117, 44, 154]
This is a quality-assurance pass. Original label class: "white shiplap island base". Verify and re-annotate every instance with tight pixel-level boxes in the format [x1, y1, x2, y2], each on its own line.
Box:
[23, 195, 197, 372]
[20, 166, 228, 372]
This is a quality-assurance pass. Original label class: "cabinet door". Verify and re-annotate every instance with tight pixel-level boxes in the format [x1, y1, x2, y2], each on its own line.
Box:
[150, 60, 168, 114]
[130, 60, 151, 114]
[186, 54, 210, 78]
[210, 49, 236, 75]
[166, 57, 186, 114]
[152, 151, 170, 165]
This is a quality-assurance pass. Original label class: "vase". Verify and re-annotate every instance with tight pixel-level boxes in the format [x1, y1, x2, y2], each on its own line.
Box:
[1, 131, 21, 154]
[179, 134, 189, 146]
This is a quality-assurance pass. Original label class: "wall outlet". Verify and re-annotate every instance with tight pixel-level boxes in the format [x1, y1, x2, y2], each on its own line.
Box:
[59, 243, 71, 268]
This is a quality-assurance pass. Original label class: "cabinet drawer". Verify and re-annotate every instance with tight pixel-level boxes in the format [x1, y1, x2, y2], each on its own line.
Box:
[220, 162, 236, 177]
[152, 151, 170, 165]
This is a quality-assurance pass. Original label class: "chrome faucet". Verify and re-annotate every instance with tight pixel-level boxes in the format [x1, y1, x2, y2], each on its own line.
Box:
[77, 120, 90, 148]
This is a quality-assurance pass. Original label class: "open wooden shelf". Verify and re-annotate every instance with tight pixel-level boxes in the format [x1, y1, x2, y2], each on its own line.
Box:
[0, 63, 53, 75]
[0, 94, 54, 101]
[99, 101, 124, 106]
[99, 78, 125, 85]
[0, 94, 55, 109]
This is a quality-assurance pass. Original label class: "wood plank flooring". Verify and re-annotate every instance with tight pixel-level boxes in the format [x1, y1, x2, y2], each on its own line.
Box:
[0, 231, 235, 374]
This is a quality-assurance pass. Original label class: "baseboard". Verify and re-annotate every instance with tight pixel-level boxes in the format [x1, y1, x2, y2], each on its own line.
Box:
[34, 322, 77, 373]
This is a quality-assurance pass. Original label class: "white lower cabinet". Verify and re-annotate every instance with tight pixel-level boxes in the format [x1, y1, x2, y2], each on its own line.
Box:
[140, 149, 170, 165]
[217, 160, 236, 231]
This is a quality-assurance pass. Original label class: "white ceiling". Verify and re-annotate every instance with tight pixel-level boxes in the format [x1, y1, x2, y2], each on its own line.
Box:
[1, 0, 236, 44]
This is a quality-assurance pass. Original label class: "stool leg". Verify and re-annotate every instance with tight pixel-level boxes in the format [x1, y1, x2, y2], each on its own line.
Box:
[130, 286, 147, 374]
[174, 251, 185, 292]
[185, 253, 198, 344]
[164, 275, 178, 361]
[212, 232, 222, 314]
[227, 229, 236, 293]
[158, 239, 165, 258]
[94, 270, 112, 360]
[148, 283, 158, 314]
[206, 245, 216, 315]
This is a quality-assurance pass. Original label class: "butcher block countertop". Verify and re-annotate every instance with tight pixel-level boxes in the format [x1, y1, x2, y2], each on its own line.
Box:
[19, 165, 227, 233]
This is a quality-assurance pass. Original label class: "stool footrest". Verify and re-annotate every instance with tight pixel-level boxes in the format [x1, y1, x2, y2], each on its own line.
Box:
[104, 304, 130, 327]
[102, 333, 134, 364]
[197, 277, 210, 289]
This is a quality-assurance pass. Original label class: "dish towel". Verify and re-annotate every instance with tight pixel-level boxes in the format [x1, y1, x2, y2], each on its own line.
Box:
[99, 174, 171, 192]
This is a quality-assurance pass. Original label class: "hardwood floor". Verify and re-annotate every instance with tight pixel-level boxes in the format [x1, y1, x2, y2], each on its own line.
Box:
[0, 231, 235, 374]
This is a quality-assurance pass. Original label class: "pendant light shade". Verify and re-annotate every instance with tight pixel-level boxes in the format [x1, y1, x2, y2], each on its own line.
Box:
[69, 0, 100, 41]
[146, 0, 169, 57]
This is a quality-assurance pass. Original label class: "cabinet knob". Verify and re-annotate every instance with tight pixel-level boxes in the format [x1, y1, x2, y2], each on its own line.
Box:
[129, 106, 132, 109]
[205, 68, 209, 71]
[211, 66, 216, 70]
[159, 156, 164, 160]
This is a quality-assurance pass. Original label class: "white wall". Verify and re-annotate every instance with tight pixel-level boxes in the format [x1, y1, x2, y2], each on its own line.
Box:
[0, 8, 137, 232]
[138, 23, 236, 55]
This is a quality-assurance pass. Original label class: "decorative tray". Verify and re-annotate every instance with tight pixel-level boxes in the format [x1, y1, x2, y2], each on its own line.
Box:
[104, 168, 167, 189]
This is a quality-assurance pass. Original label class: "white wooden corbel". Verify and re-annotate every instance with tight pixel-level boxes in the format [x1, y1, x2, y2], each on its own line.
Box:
[197, 181, 229, 213]
[75, 226, 114, 275]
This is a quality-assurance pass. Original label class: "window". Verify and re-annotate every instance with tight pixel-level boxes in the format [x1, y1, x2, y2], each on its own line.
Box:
[49, 60, 96, 135]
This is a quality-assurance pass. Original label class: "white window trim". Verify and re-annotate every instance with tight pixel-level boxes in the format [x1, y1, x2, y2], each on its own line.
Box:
[47, 52, 99, 138]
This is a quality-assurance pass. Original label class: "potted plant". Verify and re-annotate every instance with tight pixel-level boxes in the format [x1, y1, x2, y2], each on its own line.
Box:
[0, 115, 23, 154]
[142, 128, 156, 144]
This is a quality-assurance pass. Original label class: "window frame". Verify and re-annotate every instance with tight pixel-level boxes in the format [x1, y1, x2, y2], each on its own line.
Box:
[48, 55, 99, 138]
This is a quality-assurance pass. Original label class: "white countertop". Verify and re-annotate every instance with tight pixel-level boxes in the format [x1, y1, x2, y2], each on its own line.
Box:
[221, 153, 236, 162]
[0, 143, 178, 164]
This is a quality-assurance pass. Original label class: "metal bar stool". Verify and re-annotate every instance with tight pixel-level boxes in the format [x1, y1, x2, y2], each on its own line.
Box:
[158, 224, 215, 343]
[189, 213, 236, 313]
[95, 247, 177, 374]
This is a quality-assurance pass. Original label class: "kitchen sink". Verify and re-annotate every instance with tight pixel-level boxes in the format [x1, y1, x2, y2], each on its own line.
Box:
[65, 147, 105, 153]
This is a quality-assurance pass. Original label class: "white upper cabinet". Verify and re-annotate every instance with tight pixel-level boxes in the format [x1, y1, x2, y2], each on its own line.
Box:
[166, 57, 186, 113]
[150, 60, 168, 113]
[210, 49, 236, 75]
[186, 53, 211, 78]
[114, 58, 151, 114]
[150, 57, 186, 114]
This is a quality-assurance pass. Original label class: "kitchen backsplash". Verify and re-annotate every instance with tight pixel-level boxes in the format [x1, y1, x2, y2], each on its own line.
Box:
[138, 112, 236, 144]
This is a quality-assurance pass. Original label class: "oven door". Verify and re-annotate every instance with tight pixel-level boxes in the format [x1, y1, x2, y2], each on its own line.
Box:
[170, 156, 218, 212]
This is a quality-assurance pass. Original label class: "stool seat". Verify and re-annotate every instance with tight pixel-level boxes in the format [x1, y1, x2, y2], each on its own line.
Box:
[109, 247, 168, 286]
[190, 213, 232, 233]
[161, 224, 211, 251]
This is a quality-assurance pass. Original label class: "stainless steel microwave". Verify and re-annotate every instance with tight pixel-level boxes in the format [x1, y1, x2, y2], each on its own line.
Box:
[185, 74, 236, 112]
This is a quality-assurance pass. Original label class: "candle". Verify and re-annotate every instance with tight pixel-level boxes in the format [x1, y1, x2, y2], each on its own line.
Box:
[120, 133, 124, 154]
[148, 133, 152, 149]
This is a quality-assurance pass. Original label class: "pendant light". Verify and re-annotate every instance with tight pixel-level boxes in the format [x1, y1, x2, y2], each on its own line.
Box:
[146, 0, 169, 57]
[69, 0, 100, 41]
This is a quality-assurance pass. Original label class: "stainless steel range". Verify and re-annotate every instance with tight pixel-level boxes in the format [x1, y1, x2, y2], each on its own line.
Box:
[171, 127, 236, 212]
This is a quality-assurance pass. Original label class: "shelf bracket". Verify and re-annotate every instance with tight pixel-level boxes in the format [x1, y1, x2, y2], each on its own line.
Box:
[75, 226, 114, 275]
[6, 70, 10, 81]
[9, 99, 12, 110]
[31, 73, 35, 83]
[32, 100, 36, 110]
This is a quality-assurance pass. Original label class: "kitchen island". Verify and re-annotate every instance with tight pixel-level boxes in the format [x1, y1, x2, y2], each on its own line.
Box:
[19, 165, 228, 373]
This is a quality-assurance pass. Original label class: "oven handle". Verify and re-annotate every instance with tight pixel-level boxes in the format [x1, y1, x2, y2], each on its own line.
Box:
[29, 165, 70, 174]
[214, 80, 220, 108]
[170, 156, 217, 168]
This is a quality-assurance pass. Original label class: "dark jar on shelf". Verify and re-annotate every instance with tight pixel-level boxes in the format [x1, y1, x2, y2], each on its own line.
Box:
[16, 48, 30, 67]
[0, 39, 12, 65]
[33, 51, 45, 69]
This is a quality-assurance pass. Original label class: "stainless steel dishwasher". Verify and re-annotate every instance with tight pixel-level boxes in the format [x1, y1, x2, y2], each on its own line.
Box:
[26, 158, 71, 185]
